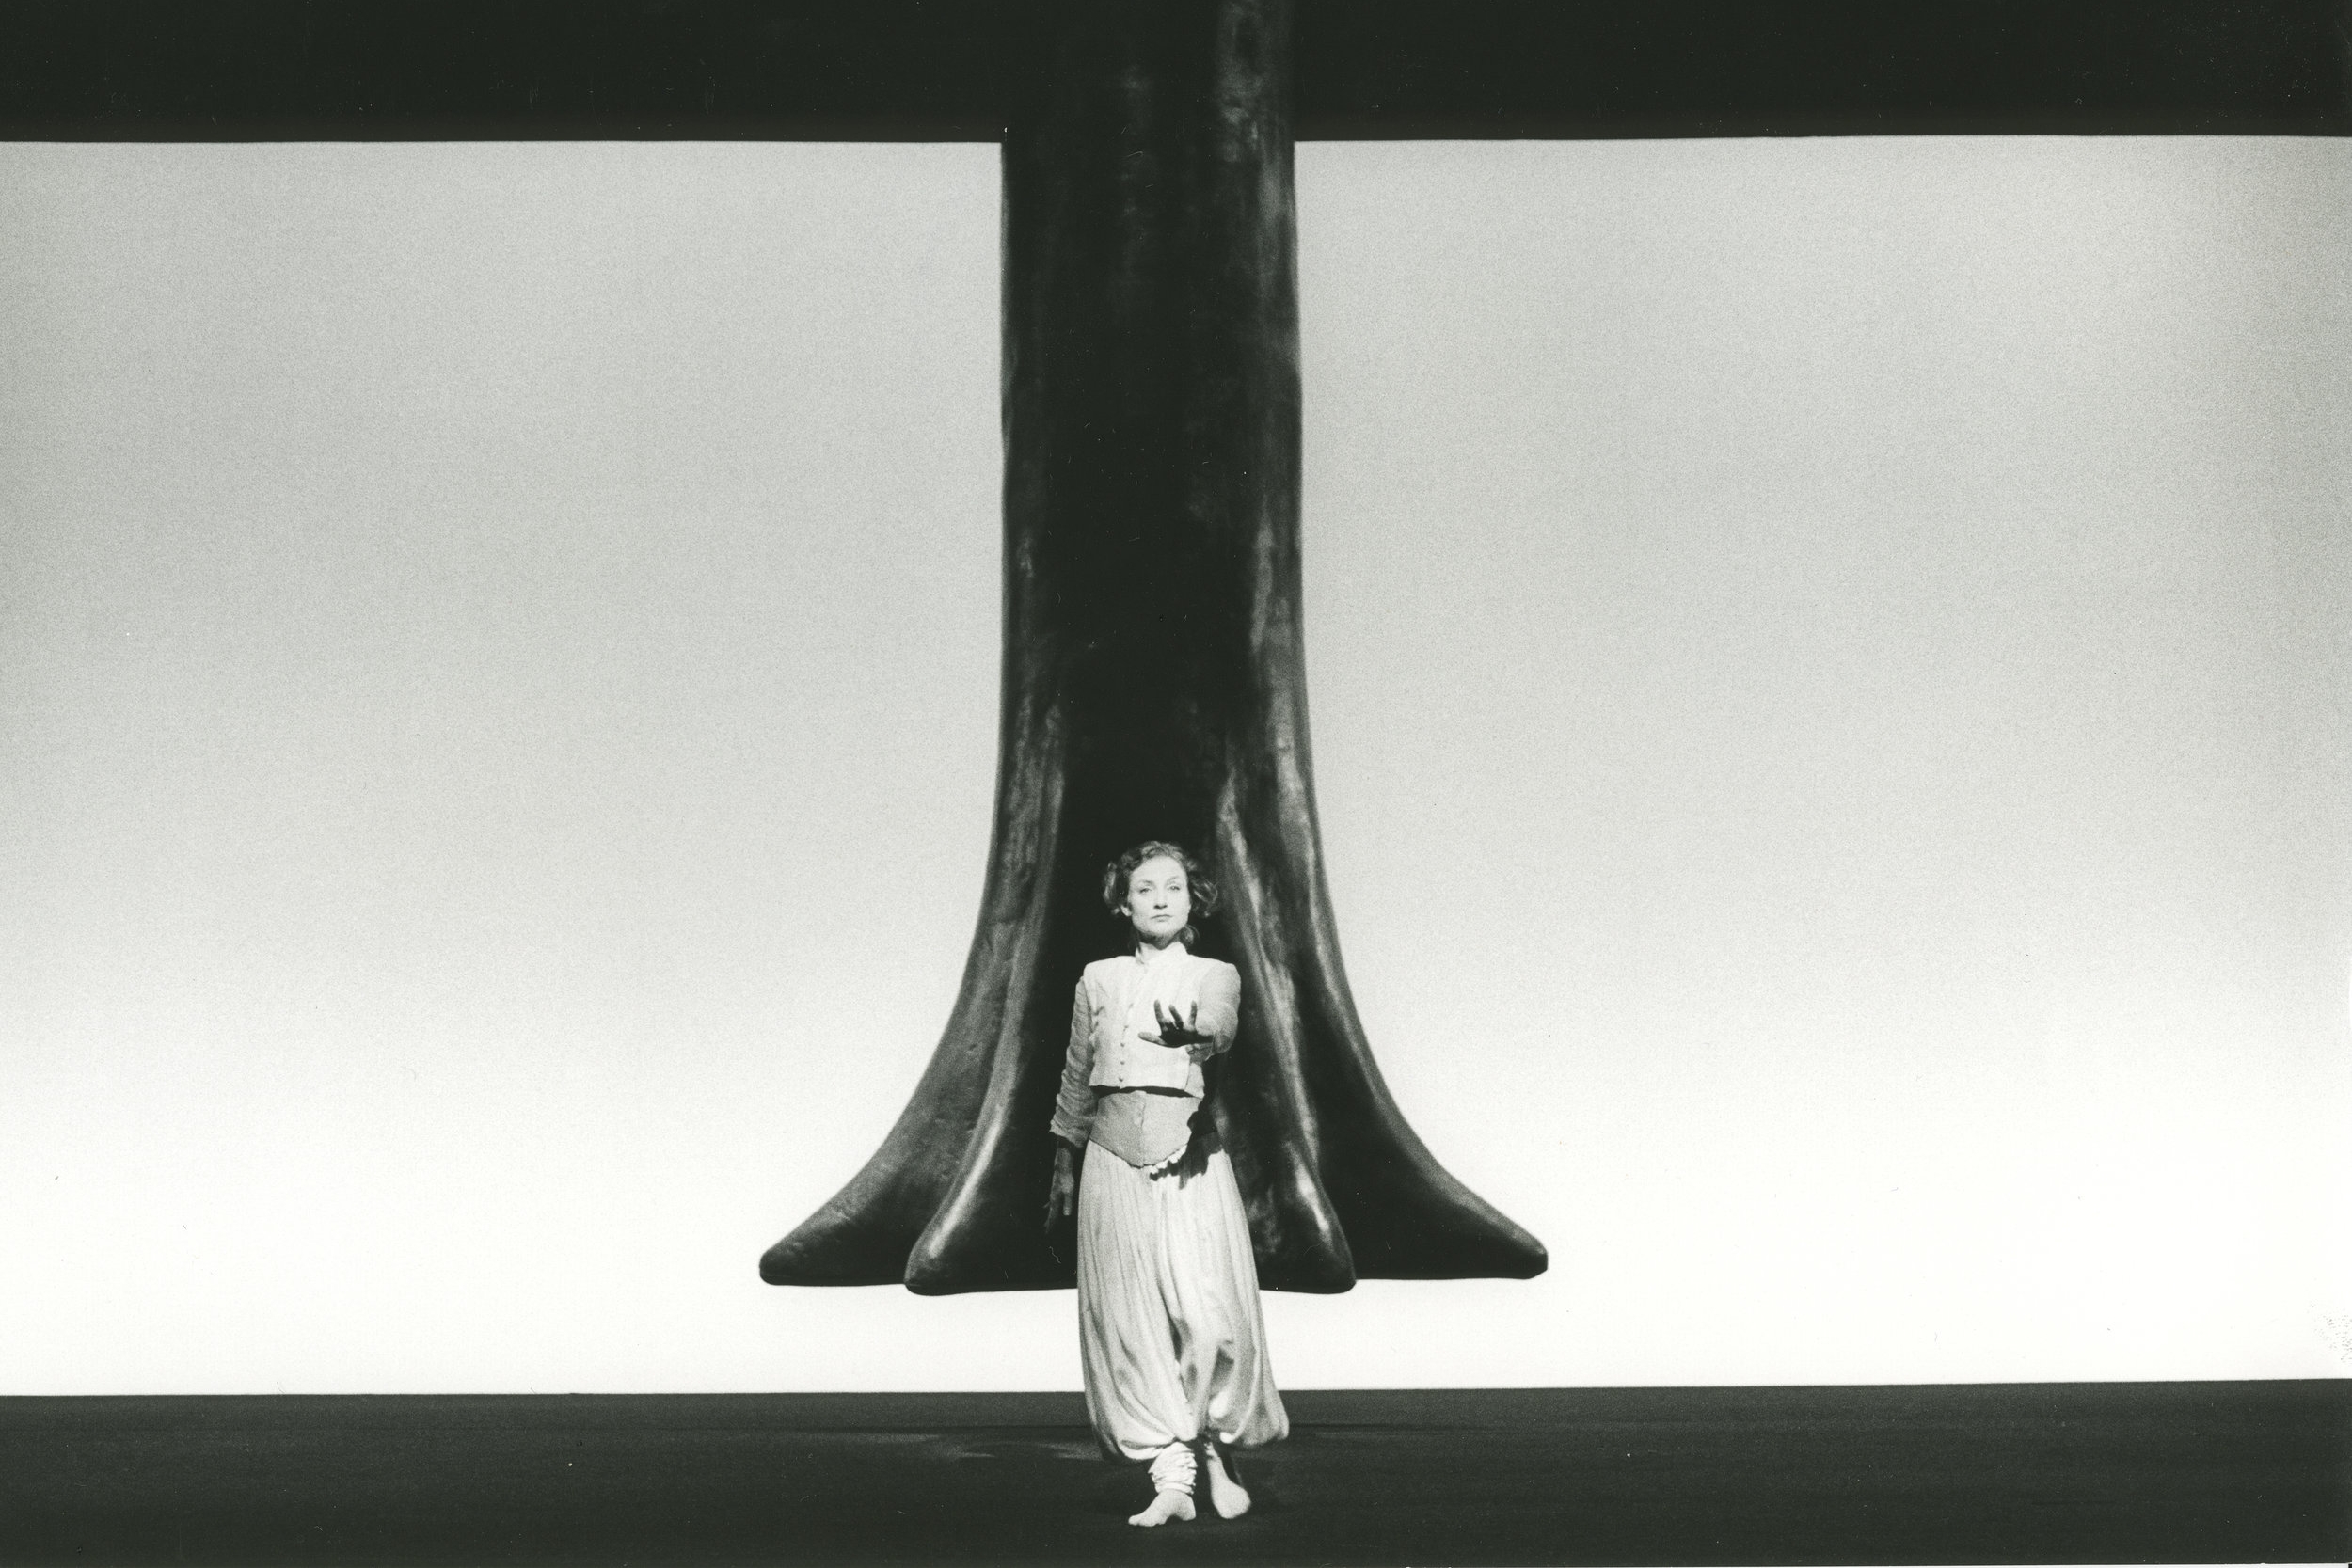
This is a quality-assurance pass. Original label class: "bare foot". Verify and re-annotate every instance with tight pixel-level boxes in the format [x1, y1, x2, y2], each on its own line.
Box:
[1200, 1444, 1252, 1519]
[1127, 1488, 1197, 1528]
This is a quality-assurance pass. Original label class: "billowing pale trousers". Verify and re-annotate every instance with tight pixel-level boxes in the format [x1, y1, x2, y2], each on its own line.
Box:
[1076, 1139, 1289, 1482]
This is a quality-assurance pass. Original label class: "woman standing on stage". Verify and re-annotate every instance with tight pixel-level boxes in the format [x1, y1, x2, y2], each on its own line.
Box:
[1042, 840, 1289, 1527]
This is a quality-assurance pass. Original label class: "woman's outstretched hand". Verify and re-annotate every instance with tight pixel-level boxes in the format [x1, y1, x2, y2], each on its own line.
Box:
[1143, 1000, 1215, 1059]
[1044, 1143, 1076, 1230]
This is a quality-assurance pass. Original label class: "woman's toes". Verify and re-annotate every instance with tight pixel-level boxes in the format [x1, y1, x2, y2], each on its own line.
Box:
[1126, 1489, 1197, 1527]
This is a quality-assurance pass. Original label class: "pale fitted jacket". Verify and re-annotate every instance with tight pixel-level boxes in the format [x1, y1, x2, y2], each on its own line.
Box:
[1050, 942, 1240, 1169]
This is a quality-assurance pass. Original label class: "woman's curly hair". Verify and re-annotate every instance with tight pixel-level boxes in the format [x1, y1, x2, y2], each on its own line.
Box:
[1101, 840, 1220, 950]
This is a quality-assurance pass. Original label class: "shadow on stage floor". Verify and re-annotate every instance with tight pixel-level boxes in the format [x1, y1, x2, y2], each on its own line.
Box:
[1, 1382, 2344, 1565]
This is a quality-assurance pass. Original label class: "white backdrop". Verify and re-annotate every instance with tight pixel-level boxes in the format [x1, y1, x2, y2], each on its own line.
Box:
[2, 137, 2345, 1393]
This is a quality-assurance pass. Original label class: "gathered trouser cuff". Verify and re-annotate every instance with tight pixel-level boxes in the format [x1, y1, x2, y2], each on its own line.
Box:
[1146, 1441, 1198, 1496]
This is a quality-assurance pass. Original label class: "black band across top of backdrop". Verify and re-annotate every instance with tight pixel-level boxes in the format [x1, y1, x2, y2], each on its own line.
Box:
[2, 0, 2347, 141]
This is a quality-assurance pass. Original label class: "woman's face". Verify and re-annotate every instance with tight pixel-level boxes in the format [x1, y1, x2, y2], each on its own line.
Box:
[1121, 854, 1192, 947]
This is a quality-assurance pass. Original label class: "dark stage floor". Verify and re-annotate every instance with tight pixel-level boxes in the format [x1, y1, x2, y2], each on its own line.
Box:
[1, 1382, 2345, 1565]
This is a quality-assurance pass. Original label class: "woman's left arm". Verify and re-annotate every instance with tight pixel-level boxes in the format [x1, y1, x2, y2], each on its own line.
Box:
[1186, 963, 1241, 1062]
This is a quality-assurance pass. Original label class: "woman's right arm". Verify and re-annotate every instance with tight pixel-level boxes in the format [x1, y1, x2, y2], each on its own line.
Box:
[1048, 978, 1096, 1152]
[1045, 981, 1094, 1227]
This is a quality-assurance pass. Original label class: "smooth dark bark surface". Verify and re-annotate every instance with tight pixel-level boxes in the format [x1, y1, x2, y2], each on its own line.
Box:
[761, 0, 1542, 1295]
[5, 0, 2346, 138]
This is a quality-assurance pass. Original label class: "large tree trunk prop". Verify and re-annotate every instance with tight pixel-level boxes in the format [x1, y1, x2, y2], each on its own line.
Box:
[762, 0, 1545, 1294]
